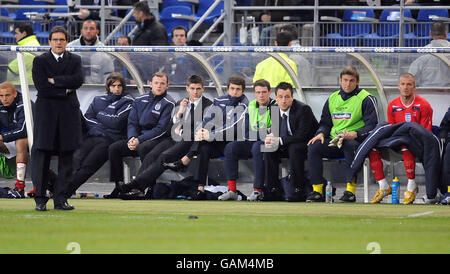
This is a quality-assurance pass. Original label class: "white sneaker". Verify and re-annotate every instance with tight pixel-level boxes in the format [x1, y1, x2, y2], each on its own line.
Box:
[247, 190, 264, 201]
[218, 190, 238, 201]
[422, 193, 443, 204]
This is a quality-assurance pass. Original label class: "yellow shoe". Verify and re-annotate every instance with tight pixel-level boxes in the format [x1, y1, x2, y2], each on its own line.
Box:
[403, 187, 419, 205]
[370, 185, 392, 204]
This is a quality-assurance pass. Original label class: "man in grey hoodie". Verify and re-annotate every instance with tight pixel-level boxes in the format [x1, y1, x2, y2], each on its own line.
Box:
[408, 22, 450, 87]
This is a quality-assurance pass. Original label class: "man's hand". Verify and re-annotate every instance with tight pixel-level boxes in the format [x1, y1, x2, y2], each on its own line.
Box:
[307, 133, 324, 146]
[342, 131, 357, 140]
[264, 133, 280, 149]
[127, 137, 140, 151]
[195, 128, 210, 141]
[176, 98, 189, 119]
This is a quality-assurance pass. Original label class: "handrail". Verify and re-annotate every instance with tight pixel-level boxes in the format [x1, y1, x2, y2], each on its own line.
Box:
[2, 46, 449, 54]
[186, 0, 223, 41]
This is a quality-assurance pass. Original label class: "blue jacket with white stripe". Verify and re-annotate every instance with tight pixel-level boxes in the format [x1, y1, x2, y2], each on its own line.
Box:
[201, 94, 249, 141]
[84, 93, 134, 142]
[127, 91, 176, 143]
[0, 92, 31, 143]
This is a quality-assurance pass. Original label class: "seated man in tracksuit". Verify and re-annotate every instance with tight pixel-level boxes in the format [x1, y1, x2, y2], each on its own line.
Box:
[306, 66, 378, 203]
[65, 72, 134, 198]
[220, 79, 276, 201]
[0, 81, 32, 198]
[114, 75, 213, 199]
[440, 107, 450, 205]
[104, 71, 176, 198]
[262, 82, 319, 202]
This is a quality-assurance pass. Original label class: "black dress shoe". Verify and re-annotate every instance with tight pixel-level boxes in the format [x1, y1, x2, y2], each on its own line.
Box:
[162, 160, 186, 172]
[54, 201, 75, 210]
[103, 186, 120, 199]
[35, 203, 47, 211]
[119, 189, 147, 200]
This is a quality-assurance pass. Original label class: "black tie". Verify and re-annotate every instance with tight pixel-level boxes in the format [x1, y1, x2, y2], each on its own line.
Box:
[190, 103, 195, 140]
[57, 56, 62, 63]
[280, 113, 288, 138]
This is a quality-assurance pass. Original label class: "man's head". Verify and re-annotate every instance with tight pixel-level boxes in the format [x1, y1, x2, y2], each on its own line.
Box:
[106, 72, 126, 95]
[14, 22, 33, 43]
[274, 31, 292, 47]
[430, 22, 447, 40]
[339, 66, 360, 93]
[253, 79, 272, 106]
[149, 71, 169, 96]
[133, 1, 152, 23]
[0, 82, 18, 107]
[398, 73, 416, 101]
[275, 82, 294, 111]
[172, 25, 187, 46]
[280, 24, 298, 42]
[117, 35, 131, 46]
[227, 74, 246, 98]
[80, 20, 100, 45]
[186, 75, 204, 101]
[49, 26, 68, 55]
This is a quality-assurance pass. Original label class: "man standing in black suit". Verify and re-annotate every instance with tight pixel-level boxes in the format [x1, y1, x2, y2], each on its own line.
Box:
[263, 82, 319, 201]
[31, 26, 84, 211]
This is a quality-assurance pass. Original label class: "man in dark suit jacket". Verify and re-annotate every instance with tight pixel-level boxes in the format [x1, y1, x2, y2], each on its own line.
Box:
[31, 26, 84, 211]
[117, 75, 213, 199]
[263, 82, 319, 201]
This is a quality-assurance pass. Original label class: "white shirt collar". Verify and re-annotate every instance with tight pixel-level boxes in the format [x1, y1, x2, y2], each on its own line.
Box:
[189, 97, 202, 109]
[51, 51, 64, 61]
[280, 107, 291, 117]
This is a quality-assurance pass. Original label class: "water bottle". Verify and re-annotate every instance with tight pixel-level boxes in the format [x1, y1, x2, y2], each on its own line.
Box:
[325, 181, 333, 203]
[391, 177, 400, 204]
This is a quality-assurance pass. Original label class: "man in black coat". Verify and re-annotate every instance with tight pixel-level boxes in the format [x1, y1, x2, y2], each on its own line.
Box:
[262, 82, 319, 201]
[132, 1, 168, 46]
[31, 26, 84, 211]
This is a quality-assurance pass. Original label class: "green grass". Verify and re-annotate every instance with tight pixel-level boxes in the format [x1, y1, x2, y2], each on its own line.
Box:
[0, 199, 449, 254]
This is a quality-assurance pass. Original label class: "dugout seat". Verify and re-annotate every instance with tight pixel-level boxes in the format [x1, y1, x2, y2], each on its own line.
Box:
[405, 9, 450, 47]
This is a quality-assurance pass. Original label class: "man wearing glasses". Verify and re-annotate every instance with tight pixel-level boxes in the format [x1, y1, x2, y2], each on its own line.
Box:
[31, 26, 84, 211]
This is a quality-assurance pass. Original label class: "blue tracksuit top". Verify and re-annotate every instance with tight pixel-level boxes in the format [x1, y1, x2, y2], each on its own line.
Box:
[201, 94, 249, 141]
[127, 91, 176, 143]
[0, 92, 31, 143]
[84, 92, 134, 142]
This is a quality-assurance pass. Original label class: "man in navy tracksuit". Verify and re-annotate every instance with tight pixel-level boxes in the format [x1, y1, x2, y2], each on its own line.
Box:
[105, 71, 175, 198]
[0, 81, 31, 197]
[65, 72, 134, 198]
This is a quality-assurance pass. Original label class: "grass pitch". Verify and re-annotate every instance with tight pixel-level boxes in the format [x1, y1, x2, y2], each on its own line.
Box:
[0, 199, 449, 254]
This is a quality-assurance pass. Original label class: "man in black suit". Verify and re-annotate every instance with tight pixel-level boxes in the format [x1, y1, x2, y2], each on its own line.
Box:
[31, 26, 84, 211]
[263, 82, 319, 201]
[117, 75, 213, 199]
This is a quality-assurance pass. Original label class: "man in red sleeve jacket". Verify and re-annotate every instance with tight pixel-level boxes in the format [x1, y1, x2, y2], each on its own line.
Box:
[369, 73, 433, 204]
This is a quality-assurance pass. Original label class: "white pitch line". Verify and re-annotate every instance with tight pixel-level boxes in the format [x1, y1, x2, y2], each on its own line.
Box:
[408, 211, 434, 218]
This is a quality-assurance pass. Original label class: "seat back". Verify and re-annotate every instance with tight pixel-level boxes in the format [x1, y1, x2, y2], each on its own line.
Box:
[377, 9, 413, 37]
[159, 5, 193, 39]
[340, 9, 375, 37]
[196, 0, 224, 18]
[415, 9, 449, 37]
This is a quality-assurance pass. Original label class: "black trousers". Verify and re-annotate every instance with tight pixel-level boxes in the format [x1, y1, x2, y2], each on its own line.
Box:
[66, 136, 113, 196]
[307, 138, 360, 185]
[264, 142, 307, 190]
[134, 139, 194, 190]
[192, 141, 228, 186]
[108, 137, 169, 183]
[31, 147, 74, 205]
